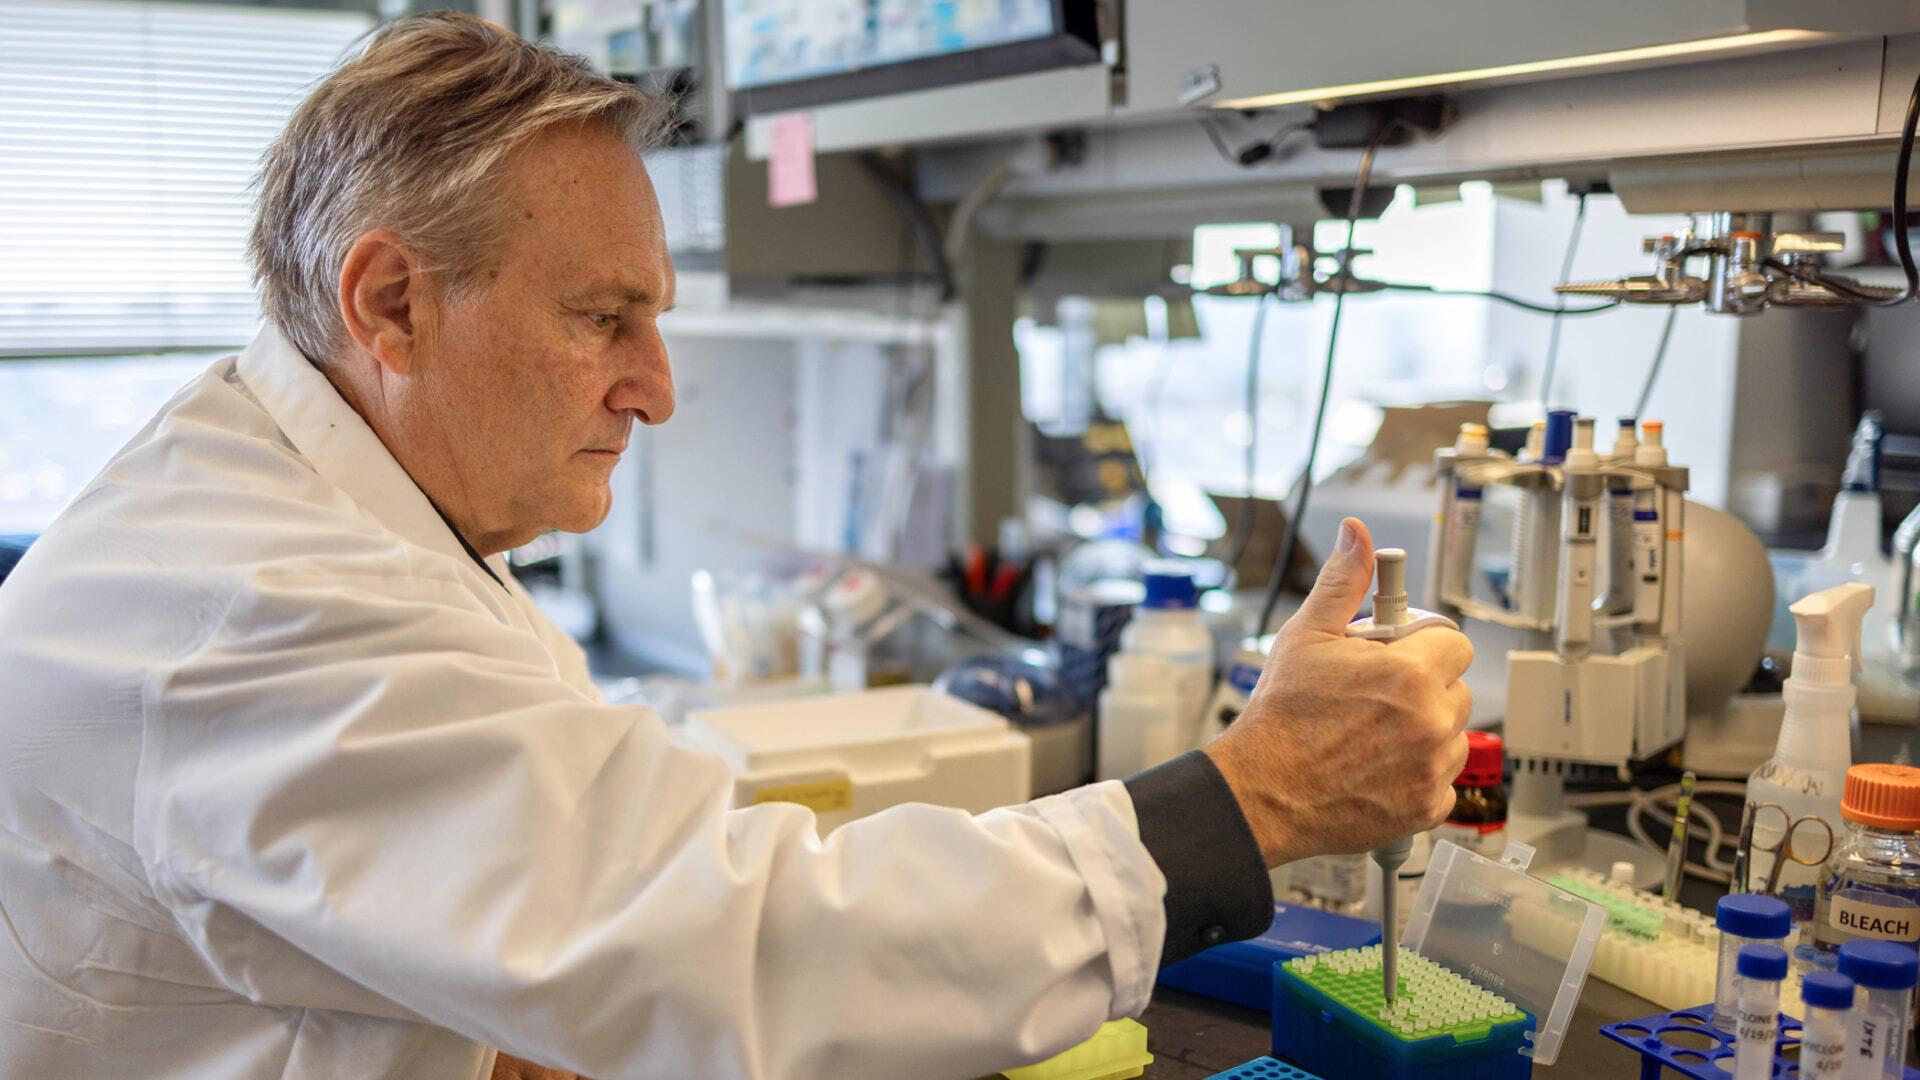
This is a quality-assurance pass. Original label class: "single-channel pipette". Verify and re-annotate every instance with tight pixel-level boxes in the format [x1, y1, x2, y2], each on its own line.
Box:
[1346, 548, 1459, 1004]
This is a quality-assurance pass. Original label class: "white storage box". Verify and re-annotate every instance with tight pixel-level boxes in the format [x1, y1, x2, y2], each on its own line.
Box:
[683, 686, 1032, 833]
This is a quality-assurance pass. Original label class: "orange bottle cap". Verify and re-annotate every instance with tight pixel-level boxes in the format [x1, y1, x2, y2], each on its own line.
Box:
[1842, 763, 1920, 831]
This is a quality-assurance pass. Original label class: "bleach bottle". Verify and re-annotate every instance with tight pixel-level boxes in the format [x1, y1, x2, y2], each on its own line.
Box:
[1745, 582, 1875, 933]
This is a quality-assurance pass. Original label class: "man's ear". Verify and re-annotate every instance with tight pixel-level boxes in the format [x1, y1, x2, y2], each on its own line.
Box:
[338, 229, 430, 376]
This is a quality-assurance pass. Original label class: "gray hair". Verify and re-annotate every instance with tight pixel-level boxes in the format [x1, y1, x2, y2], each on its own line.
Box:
[249, 12, 674, 365]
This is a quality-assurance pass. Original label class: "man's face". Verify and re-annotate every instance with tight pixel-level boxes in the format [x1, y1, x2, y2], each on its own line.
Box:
[413, 122, 675, 550]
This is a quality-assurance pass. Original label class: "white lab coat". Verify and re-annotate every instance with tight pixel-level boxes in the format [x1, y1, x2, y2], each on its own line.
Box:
[0, 328, 1167, 1080]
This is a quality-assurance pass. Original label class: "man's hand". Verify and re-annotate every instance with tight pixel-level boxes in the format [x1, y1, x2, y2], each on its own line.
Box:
[491, 1052, 590, 1080]
[1204, 517, 1474, 867]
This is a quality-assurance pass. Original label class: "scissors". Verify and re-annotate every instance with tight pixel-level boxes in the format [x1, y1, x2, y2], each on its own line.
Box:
[1734, 801, 1836, 897]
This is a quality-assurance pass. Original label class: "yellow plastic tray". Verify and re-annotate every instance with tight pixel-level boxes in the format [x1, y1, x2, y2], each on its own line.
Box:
[1000, 1019, 1153, 1080]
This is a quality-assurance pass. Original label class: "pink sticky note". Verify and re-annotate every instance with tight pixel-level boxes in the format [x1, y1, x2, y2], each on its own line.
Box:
[767, 112, 817, 208]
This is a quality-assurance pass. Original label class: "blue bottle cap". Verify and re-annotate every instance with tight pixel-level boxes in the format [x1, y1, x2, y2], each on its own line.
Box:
[1542, 409, 1576, 465]
[1838, 940, 1920, 991]
[1717, 894, 1791, 939]
[1141, 567, 1197, 609]
[1801, 972, 1856, 1010]
[1738, 944, 1789, 982]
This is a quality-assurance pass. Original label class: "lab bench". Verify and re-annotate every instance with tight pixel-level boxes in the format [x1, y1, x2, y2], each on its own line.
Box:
[1135, 792, 1753, 1080]
[1137, 977, 1662, 1079]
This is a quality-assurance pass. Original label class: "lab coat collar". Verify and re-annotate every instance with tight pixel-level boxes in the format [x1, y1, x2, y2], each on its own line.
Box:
[234, 326, 510, 584]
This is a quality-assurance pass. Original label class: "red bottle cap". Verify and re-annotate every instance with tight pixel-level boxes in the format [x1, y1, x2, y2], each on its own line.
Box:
[1457, 731, 1504, 788]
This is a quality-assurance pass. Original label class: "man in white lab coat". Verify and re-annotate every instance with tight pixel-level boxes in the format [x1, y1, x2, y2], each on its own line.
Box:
[0, 13, 1473, 1080]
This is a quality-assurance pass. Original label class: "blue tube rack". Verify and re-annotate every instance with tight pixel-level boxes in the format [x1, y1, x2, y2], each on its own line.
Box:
[1204, 1058, 1327, 1080]
[1599, 1004, 1920, 1079]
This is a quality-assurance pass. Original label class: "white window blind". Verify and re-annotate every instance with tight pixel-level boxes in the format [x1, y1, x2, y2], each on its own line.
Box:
[0, 0, 372, 357]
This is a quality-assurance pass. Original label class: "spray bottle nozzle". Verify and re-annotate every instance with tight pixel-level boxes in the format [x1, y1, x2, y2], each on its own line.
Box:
[1789, 582, 1877, 684]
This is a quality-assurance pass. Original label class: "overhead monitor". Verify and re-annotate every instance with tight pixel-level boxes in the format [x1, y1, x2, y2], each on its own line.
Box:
[723, 0, 1100, 115]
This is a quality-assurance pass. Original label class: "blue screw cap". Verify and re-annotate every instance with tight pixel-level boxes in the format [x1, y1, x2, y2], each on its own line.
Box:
[1717, 894, 1791, 939]
[1802, 972, 1856, 1010]
[1838, 941, 1920, 991]
[1542, 409, 1576, 464]
[1738, 944, 1789, 982]
[1141, 566, 1197, 609]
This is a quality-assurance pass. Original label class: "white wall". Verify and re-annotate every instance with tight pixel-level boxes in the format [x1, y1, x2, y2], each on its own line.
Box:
[588, 334, 801, 674]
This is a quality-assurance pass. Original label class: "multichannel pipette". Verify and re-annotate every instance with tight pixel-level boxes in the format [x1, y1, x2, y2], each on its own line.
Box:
[1345, 548, 1459, 1005]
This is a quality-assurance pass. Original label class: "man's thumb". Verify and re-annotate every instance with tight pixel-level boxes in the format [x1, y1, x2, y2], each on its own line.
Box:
[1289, 518, 1375, 636]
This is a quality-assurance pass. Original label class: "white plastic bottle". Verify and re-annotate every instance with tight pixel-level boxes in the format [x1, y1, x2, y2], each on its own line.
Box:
[1119, 565, 1214, 751]
[1096, 652, 1182, 780]
[1820, 411, 1888, 581]
[1746, 582, 1876, 932]
[1798, 414, 1894, 663]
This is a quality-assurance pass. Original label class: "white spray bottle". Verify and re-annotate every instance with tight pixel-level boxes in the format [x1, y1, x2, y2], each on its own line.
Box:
[1745, 582, 1875, 932]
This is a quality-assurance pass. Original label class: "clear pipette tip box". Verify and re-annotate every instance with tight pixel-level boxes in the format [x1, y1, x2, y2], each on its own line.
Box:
[1270, 840, 1607, 1080]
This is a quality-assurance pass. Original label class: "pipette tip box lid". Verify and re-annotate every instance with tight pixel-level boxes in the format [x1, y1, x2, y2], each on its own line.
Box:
[1270, 840, 1607, 1079]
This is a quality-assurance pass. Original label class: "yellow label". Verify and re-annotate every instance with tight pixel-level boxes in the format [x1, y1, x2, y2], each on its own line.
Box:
[754, 778, 853, 814]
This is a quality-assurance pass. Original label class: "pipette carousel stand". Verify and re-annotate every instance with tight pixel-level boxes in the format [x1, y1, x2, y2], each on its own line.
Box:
[1430, 413, 1689, 882]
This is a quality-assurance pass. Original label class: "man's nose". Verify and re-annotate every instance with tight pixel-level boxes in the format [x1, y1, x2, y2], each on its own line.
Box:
[609, 333, 673, 425]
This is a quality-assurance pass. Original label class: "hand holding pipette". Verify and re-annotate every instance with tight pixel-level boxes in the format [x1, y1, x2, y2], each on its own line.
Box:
[1201, 520, 1475, 995]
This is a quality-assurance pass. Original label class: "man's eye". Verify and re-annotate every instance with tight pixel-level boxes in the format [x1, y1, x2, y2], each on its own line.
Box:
[588, 312, 619, 330]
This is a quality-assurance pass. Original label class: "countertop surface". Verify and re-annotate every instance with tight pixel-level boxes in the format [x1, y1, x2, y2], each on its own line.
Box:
[1137, 975, 1666, 1079]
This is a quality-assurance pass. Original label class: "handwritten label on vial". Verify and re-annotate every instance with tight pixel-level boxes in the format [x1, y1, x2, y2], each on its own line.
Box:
[1830, 896, 1920, 942]
[1737, 1005, 1777, 1047]
[1801, 1033, 1846, 1075]
[1855, 1015, 1880, 1062]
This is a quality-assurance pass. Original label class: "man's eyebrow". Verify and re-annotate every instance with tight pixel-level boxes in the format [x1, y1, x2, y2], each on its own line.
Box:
[566, 283, 668, 307]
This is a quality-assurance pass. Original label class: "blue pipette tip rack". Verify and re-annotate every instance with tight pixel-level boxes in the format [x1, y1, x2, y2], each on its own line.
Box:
[1204, 1058, 1327, 1079]
[1598, 1004, 1920, 1079]
[1271, 948, 1534, 1080]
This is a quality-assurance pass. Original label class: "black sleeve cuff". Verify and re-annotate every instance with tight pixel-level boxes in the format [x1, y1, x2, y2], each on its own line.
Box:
[1122, 749, 1274, 969]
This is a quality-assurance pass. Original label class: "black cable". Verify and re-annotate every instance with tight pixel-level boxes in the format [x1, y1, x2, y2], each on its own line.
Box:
[1235, 124, 1311, 167]
[1221, 292, 1271, 568]
[1762, 257, 1907, 304]
[1199, 115, 1311, 168]
[855, 151, 956, 303]
[1254, 124, 1391, 638]
[1884, 61, 1920, 304]
[1634, 305, 1679, 419]
[1539, 192, 1590, 407]
[1380, 284, 1618, 315]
